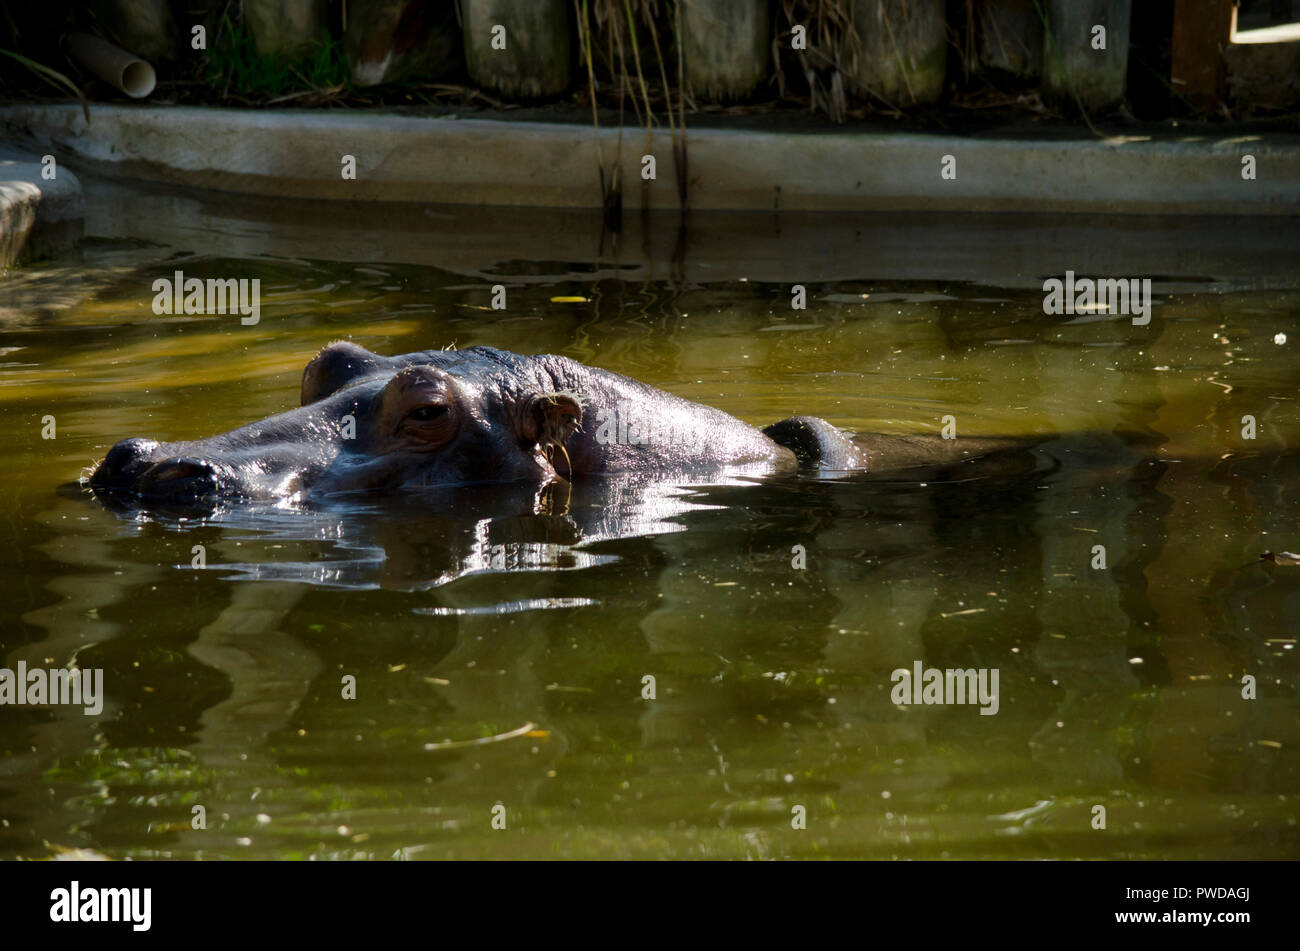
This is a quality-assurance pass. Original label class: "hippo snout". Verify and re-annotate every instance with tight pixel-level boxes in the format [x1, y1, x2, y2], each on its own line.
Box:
[91, 438, 221, 501]
[91, 437, 159, 485]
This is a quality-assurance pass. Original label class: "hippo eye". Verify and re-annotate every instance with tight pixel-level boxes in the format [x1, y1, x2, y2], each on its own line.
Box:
[408, 405, 449, 422]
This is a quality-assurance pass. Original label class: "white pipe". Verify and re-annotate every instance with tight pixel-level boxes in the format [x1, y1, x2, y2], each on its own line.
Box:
[65, 32, 156, 99]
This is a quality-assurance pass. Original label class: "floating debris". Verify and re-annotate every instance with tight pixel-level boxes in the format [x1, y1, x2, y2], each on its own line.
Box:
[424, 721, 537, 752]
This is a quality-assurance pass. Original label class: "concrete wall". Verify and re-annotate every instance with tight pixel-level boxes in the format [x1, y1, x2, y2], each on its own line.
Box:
[1, 104, 1296, 215]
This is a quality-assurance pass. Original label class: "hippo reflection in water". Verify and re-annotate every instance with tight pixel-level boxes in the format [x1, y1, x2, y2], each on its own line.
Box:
[89, 342, 1018, 510]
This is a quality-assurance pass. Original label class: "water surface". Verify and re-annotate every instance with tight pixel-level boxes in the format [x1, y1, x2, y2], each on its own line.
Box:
[1, 188, 1298, 859]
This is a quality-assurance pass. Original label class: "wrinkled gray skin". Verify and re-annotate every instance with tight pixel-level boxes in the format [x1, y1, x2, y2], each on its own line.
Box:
[90, 343, 882, 507]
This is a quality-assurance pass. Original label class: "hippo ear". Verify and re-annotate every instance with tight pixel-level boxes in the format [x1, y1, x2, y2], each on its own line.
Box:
[301, 341, 384, 404]
[518, 392, 583, 450]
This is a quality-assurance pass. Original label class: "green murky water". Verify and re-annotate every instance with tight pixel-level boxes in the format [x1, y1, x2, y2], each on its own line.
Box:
[1, 184, 1298, 859]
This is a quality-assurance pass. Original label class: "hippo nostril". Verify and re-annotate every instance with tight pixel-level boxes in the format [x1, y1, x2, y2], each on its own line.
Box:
[141, 458, 217, 485]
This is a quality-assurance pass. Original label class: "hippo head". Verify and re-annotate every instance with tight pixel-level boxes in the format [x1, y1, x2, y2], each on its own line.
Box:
[89, 342, 585, 508]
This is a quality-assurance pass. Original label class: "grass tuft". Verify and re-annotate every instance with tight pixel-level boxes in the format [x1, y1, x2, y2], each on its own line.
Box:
[203, 15, 348, 98]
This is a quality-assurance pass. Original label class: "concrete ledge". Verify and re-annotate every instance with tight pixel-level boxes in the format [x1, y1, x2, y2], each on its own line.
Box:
[1, 104, 1297, 215]
[0, 143, 84, 269]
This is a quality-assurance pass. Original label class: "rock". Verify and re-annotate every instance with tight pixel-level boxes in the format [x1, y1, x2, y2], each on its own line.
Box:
[0, 145, 84, 269]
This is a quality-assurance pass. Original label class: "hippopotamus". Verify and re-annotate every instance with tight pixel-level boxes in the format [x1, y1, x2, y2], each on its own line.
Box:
[88, 342, 1015, 508]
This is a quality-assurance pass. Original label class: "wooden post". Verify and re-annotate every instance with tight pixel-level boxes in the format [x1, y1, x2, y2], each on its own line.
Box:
[345, 1, 461, 87]
[978, 0, 1043, 79]
[88, 0, 177, 62]
[1170, 0, 1234, 109]
[461, 0, 571, 99]
[847, 0, 947, 107]
[682, 0, 770, 102]
[1042, 0, 1131, 111]
[243, 0, 329, 60]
